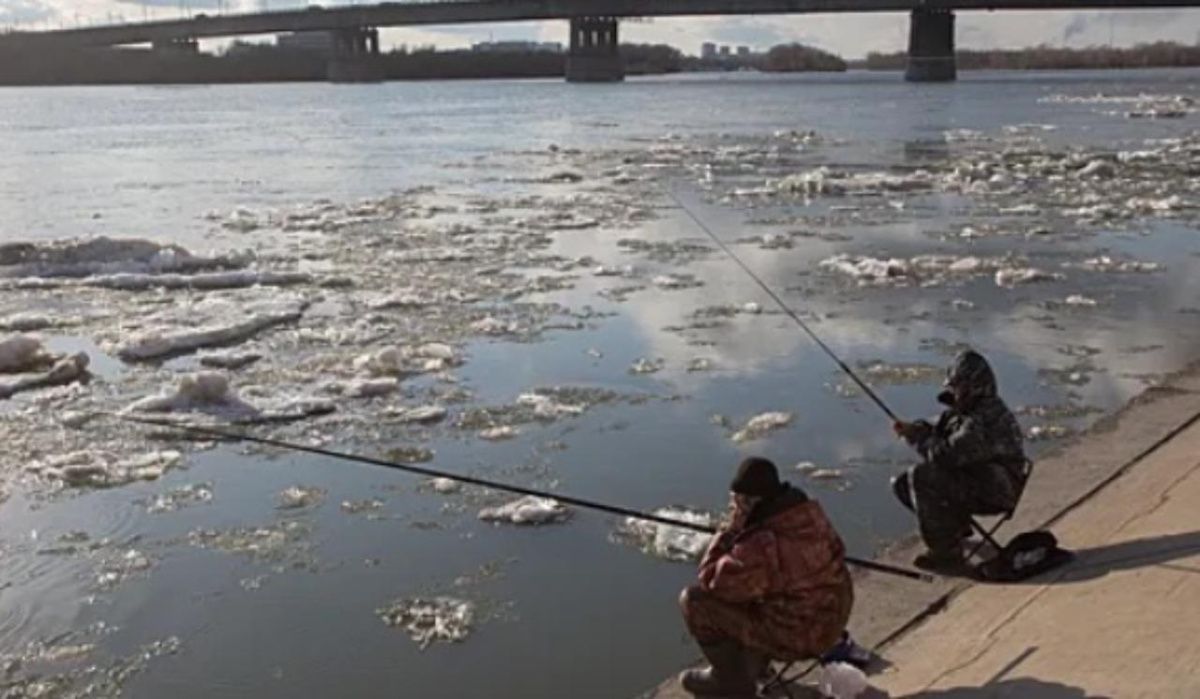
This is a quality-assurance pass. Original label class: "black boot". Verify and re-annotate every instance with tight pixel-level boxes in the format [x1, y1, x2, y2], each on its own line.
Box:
[679, 640, 757, 698]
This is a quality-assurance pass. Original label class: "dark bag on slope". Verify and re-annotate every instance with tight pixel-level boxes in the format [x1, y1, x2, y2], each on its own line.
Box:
[975, 530, 1074, 582]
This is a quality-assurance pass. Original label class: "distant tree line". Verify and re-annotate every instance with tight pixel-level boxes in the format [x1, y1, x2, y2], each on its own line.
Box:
[860, 41, 1200, 71]
[759, 43, 847, 72]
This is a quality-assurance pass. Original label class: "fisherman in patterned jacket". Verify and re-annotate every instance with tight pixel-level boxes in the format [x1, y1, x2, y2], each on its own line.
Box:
[892, 349, 1029, 572]
[678, 457, 854, 698]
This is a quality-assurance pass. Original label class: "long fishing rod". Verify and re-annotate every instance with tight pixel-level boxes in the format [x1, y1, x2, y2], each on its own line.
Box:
[669, 191, 900, 424]
[110, 413, 931, 582]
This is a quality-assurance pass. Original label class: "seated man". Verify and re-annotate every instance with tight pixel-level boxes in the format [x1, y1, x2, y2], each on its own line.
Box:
[679, 457, 854, 698]
[892, 349, 1029, 571]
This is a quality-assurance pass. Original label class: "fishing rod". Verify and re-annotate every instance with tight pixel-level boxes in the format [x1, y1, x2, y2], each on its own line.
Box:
[668, 191, 900, 424]
[109, 413, 932, 582]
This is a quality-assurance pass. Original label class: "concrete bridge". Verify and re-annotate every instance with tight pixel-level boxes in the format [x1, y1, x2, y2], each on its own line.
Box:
[1, 0, 1196, 83]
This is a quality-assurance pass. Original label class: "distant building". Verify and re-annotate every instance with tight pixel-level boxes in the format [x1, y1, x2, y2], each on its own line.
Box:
[701, 42, 717, 59]
[737, 46, 750, 56]
[276, 31, 335, 55]
[471, 41, 563, 53]
[719, 45, 731, 56]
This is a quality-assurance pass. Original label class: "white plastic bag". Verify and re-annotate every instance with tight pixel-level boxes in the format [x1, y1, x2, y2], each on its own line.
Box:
[817, 662, 890, 699]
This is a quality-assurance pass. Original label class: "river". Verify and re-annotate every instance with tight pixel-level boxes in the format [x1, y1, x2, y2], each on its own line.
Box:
[0, 69, 1198, 698]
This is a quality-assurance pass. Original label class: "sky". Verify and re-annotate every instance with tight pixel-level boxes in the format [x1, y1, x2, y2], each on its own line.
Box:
[2, 0, 1198, 58]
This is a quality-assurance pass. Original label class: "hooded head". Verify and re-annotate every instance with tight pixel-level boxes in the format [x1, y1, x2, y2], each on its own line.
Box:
[731, 457, 783, 499]
[944, 349, 997, 408]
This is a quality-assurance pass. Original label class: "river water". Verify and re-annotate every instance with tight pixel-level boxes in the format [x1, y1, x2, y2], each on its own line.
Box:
[0, 70, 1199, 698]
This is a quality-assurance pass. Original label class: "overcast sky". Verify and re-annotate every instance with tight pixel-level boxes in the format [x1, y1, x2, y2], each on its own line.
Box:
[3, 0, 1198, 58]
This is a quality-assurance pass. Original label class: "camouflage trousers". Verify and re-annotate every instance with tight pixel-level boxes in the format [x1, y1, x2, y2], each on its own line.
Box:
[896, 460, 1018, 557]
[679, 584, 851, 662]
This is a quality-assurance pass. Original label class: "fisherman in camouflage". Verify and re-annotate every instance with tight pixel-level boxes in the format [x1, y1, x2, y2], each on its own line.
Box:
[892, 349, 1029, 571]
[678, 457, 853, 698]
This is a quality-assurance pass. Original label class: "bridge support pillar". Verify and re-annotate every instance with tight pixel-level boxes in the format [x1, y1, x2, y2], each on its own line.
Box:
[566, 17, 624, 83]
[905, 9, 956, 82]
[328, 27, 383, 83]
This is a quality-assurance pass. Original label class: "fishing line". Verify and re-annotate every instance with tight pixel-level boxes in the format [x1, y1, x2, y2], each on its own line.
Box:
[668, 191, 900, 423]
[107, 412, 932, 582]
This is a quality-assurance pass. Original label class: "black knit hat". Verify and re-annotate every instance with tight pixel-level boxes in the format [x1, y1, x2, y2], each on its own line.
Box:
[730, 457, 782, 498]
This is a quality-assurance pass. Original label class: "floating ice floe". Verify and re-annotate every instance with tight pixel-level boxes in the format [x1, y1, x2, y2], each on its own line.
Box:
[27, 450, 182, 488]
[335, 378, 401, 399]
[858, 360, 942, 385]
[387, 405, 448, 424]
[774, 167, 934, 197]
[429, 477, 462, 494]
[354, 344, 460, 378]
[80, 270, 311, 292]
[115, 300, 304, 361]
[199, 351, 263, 370]
[0, 335, 55, 373]
[629, 358, 665, 375]
[687, 358, 714, 373]
[652, 274, 703, 290]
[377, 597, 475, 649]
[515, 392, 585, 419]
[0, 237, 248, 279]
[1064, 294, 1098, 307]
[994, 267, 1063, 288]
[125, 373, 258, 417]
[341, 499, 385, 515]
[277, 486, 325, 510]
[1068, 256, 1163, 274]
[0, 350, 90, 400]
[0, 312, 80, 332]
[731, 411, 794, 444]
[144, 483, 214, 514]
[617, 507, 713, 562]
[479, 426, 519, 441]
[478, 496, 570, 525]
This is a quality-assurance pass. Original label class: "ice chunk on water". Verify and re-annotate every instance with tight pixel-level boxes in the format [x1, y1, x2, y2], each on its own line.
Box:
[277, 486, 325, 510]
[0, 335, 54, 373]
[731, 412, 794, 443]
[478, 496, 570, 525]
[515, 392, 584, 419]
[199, 351, 262, 370]
[28, 450, 182, 488]
[629, 358, 665, 375]
[377, 597, 475, 649]
[430, 477, 462, 494]
[618, 507, 714, 562]
[0, 351, 90, 399]
[994, 267, 1063, 287]
[1064, 294, 1098, 307]
[116, 302, 303, 361]
[818, 255, 909, 283]
[82, 270, 310, 292]
[0, 237, 249, 279]
[387, 405, 447, 424]
[125, 372, 259, 418]
[479, 426, 519, 441]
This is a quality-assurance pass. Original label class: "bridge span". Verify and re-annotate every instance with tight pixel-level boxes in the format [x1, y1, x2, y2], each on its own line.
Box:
[1, 0, 1196, 83]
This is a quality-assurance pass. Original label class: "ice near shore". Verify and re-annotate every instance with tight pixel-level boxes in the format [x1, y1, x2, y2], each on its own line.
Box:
[618, 507, 714, 562]
[478, 496, 570, 525]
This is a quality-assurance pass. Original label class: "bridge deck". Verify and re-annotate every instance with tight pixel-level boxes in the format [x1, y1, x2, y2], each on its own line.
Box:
[1, 0, 1197, 49]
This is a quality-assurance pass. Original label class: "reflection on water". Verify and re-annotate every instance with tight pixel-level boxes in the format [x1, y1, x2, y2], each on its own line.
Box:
[0, 69, 1199, 698]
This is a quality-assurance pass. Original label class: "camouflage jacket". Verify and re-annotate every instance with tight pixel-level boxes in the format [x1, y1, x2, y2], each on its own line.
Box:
[697, 487, 853, 653]
[905, 351, 1029, 505]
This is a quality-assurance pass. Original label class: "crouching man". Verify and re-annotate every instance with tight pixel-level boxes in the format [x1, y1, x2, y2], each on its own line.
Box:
[679, 457, 854, 698]
[892, 349, 1029, 573]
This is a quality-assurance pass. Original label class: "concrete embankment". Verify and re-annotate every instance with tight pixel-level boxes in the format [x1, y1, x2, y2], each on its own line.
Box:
[647, 361, 1200, 698]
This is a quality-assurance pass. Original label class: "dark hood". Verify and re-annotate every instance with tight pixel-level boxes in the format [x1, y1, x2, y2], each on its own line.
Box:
[946, 349, 997, 406]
